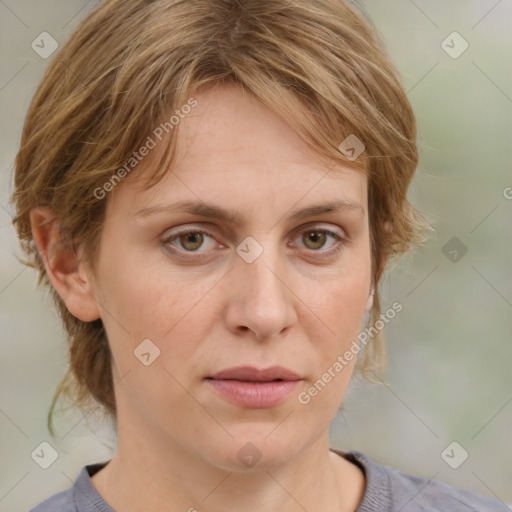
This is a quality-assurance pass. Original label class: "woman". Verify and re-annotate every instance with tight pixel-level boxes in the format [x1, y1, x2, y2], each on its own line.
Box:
[12, 0, 505, 510]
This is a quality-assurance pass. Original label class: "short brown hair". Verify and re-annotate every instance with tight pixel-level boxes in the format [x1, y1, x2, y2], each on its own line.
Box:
[11, 0, 430, 436]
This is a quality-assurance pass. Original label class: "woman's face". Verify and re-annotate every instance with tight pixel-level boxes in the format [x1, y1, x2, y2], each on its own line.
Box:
[89, 83, 372, 470]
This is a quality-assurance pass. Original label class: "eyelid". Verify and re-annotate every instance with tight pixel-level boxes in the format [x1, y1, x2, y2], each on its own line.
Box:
[161, 223, 347, 255]
[291, 223, 347, 241]
[161, 226, 220, 251]
[289, 226, 347, 259]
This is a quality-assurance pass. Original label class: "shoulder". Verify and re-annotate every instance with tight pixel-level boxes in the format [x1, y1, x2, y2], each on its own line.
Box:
[26, 461, 111, 512]
[384, 465, 505, 511]
[27, 487, 75, 512]
[339, 450, 508, 512]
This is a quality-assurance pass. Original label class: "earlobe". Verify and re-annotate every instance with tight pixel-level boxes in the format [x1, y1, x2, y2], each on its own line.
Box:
[30, 207, 101, 322]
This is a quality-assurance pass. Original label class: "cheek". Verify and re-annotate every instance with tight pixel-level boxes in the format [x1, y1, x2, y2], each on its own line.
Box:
[93, 240, 221, 373]
[307, 258, 371, 346]
[94, 239, 176, 330]
[297, 277, 368, 415]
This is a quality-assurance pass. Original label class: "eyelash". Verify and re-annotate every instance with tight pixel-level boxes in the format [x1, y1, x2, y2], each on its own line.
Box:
[161, 226, 347, 259]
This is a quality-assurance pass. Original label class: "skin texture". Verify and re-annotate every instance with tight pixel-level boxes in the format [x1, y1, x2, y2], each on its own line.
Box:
[31, 83, 373, 512]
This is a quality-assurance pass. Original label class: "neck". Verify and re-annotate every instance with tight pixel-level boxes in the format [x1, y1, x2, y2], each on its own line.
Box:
[91, 426, 365, 512]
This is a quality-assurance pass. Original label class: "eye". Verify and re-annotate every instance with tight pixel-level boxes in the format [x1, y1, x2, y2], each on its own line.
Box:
[162, 228, 217, 253]
[292, 227, 346, 256]
[161, 225, 346, 257]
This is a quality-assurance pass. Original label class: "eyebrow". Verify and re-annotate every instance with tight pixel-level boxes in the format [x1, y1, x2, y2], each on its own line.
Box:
[134, 199, 365, 224]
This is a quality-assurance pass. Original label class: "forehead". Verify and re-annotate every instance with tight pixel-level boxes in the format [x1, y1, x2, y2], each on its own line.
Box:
[112, 83, 368, 217]
[175, 83, 363, 174]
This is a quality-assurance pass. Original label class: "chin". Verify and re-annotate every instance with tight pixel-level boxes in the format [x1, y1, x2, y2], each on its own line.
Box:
[199, 431, 303, 473]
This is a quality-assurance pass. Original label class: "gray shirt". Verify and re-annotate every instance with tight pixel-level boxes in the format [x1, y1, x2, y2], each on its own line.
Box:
[27, 450, 507, 511]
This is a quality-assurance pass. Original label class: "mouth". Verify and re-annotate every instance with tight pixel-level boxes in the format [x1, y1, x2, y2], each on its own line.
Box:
[207, 365, 302, 382]
[205, 366, 303, 408]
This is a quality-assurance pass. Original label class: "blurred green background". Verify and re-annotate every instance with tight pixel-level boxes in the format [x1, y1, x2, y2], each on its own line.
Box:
[1, 1, 511, 510]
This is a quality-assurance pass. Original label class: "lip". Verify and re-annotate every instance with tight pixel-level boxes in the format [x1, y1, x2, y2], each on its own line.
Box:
[208, 365, 302, 381]
[206, 366, 303, 408]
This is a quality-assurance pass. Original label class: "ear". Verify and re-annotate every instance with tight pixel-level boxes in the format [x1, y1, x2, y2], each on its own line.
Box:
[30, 207, 101, 322]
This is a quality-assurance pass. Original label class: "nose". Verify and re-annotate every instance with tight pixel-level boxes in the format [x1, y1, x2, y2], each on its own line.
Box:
[224, 239, 298, 342]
